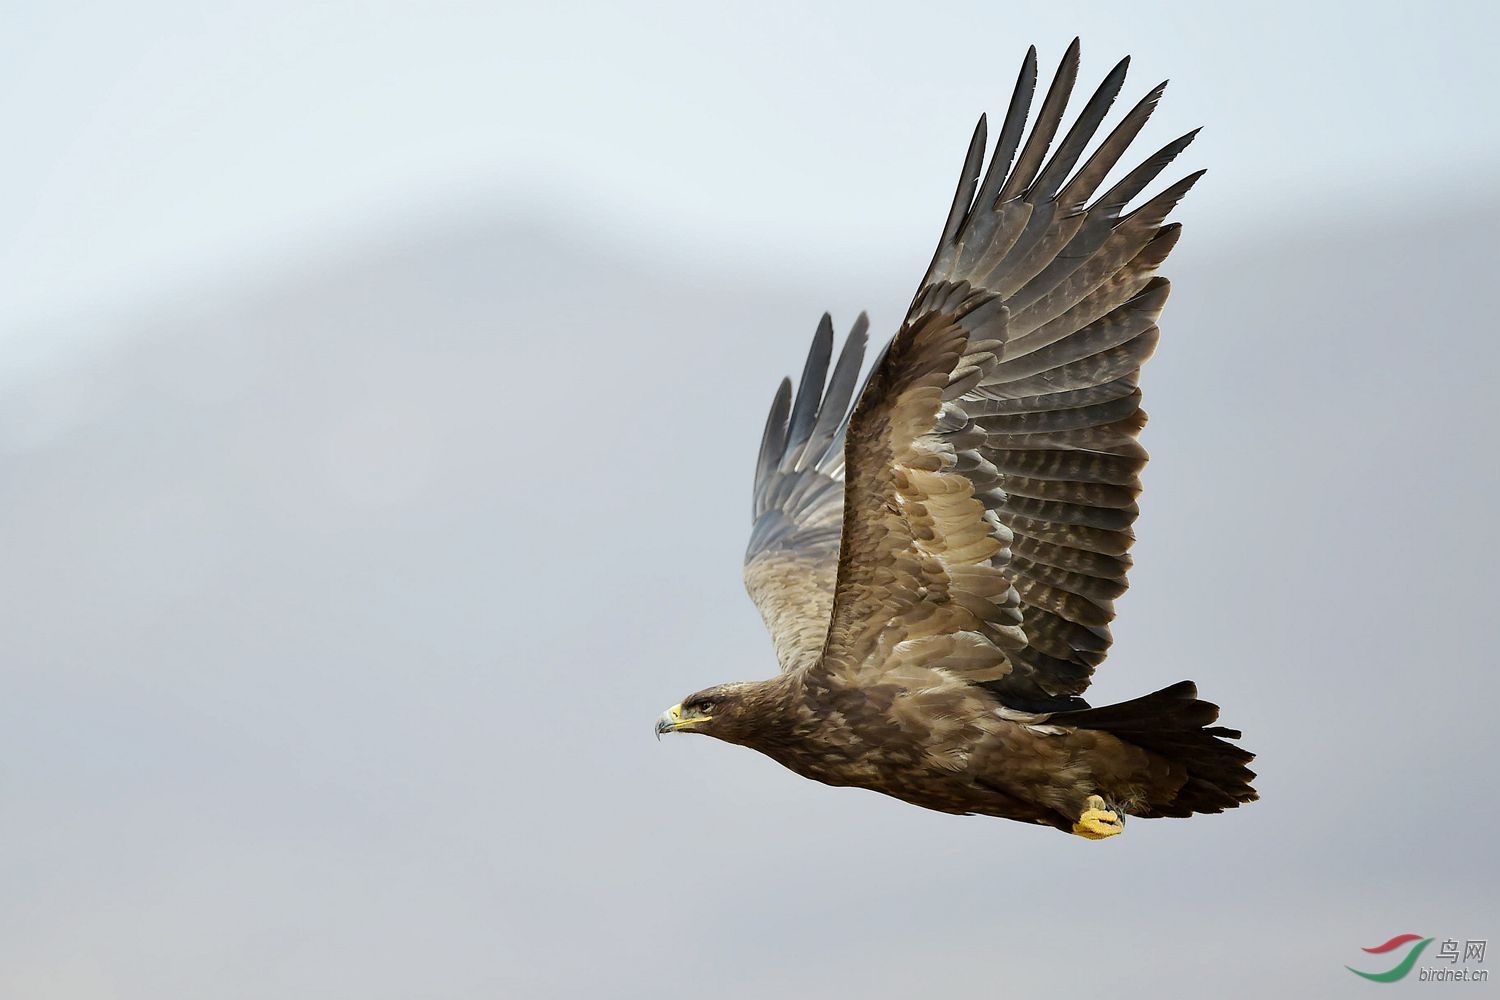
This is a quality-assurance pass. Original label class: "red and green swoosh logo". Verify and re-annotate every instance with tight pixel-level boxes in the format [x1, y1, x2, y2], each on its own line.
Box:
[1347, 934, 1434, 982]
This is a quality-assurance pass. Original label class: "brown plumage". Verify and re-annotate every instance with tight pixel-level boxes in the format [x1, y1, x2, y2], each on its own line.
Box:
[656, 40, 1257, 838]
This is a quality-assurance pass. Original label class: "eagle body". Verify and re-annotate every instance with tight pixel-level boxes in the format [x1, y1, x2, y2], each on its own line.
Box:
[693, 672, 1103, 826]
[656, 41, 1257, 839]
[677, 646, 1247, 833]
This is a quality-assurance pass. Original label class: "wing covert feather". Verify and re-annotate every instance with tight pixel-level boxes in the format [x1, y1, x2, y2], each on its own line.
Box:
[817, 285, 1025, 688]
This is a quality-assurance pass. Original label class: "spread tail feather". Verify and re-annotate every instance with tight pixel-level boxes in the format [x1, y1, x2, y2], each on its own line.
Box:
[1061, 680, 1259, 818]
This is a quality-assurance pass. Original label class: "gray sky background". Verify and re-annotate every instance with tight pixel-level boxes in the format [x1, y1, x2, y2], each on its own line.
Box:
[3, 4, 1498, 999]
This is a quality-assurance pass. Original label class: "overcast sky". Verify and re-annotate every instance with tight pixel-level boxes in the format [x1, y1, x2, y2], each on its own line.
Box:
[3, 0, 1498, 373]
[3, 4, 1498, 998]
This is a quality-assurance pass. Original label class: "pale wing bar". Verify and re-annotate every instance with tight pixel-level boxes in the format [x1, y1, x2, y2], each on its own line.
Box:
[818, 284, 1024, 686]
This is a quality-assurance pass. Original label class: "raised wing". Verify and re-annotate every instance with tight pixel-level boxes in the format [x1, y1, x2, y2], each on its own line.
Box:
[820, 40, 1199, 708]
[743, 314, 868, 673]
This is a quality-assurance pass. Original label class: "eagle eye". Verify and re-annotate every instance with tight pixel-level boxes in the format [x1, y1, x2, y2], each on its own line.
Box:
[696, 700, 715, 714]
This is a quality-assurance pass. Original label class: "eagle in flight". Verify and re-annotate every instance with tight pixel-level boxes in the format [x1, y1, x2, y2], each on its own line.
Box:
[655, 40, 1257, 839]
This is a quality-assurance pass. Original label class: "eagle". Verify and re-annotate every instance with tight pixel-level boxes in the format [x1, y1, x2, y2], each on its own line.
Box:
[655, 40, 1257, 839]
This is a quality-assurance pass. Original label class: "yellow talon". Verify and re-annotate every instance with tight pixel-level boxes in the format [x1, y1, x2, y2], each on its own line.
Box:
[1071, 794, 1124, 840]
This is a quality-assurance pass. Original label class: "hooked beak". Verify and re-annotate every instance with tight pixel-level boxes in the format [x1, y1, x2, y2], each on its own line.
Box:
[654, 703, 710, 740]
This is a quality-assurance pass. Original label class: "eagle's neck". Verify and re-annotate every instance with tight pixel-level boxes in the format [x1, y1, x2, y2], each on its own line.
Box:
[733, 673, 866, 781]
[722, 673, 817, 755]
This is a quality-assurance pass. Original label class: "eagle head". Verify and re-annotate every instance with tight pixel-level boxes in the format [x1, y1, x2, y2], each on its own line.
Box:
[654, 680, 782, 745]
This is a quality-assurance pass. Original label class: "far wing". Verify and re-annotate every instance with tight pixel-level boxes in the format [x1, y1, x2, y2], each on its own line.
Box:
[743, 315, 868, 673]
